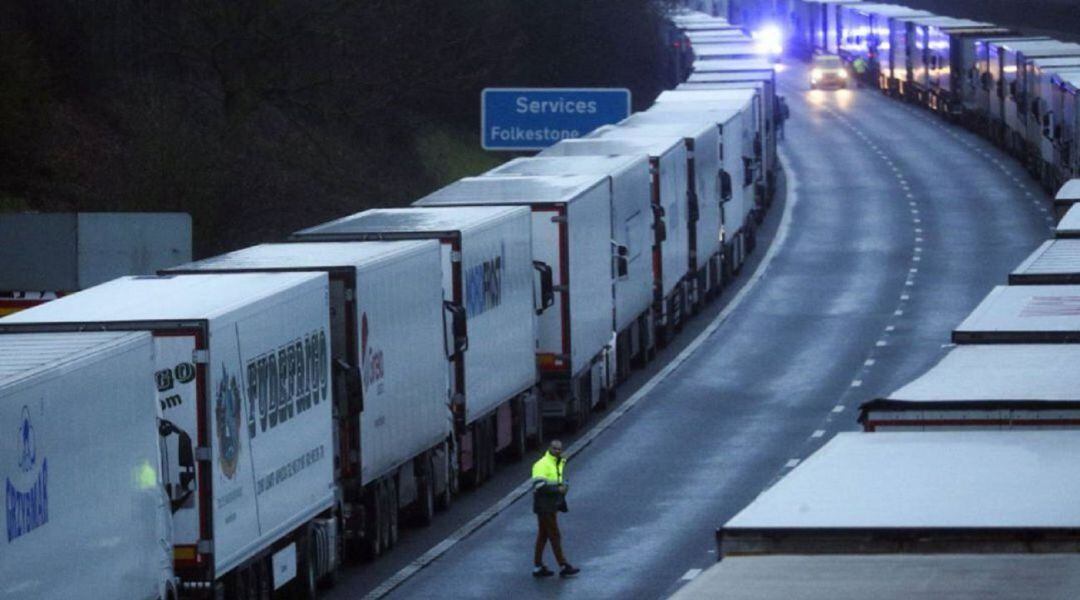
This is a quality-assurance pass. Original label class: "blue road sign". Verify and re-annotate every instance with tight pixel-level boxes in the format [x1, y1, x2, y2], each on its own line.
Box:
[481, 88, 632, 151]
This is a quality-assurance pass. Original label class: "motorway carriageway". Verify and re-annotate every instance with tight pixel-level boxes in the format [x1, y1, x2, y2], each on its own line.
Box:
[329, 59, 1052, 600]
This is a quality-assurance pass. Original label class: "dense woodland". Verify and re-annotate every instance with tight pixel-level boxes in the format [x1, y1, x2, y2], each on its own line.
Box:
[0, 1, 677, 256]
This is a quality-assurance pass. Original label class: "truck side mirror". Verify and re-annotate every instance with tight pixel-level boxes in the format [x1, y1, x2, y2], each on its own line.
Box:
[159, 419, 196, 513]
[532, 261, 554, 315]
[614, 244, 629, 280]
[651, 205, 667, 243]
[442, 301, 468, 356]
[334, 358, 363, 412]
[719, 170, 733, 201]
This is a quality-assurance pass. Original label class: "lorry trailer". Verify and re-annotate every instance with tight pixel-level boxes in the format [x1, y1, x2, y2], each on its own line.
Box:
[163, 240, 455, 557]
[414, 175, 616, 431]
[1009, 238, 1080, 284]
[0, 331, 175, 600]
[290, 208, 542, 487]
[952, 284, 1080, 343]
[0, 273, 338, 598]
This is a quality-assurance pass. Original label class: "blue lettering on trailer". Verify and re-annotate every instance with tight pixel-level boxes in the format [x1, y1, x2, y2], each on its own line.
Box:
[6, 407, 48, 543]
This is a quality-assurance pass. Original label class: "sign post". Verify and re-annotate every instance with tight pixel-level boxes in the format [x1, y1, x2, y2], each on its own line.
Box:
[481, 88, 632, 151]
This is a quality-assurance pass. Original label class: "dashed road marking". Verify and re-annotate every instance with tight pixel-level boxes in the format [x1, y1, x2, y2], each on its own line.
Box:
[681, 569, 703, 581]
[864, 358, 876, 366]
[851, 379, 863, 387]
[812, 429, 826, 438]
[832, 405, 846, 413]
[785, 458, 802, 468]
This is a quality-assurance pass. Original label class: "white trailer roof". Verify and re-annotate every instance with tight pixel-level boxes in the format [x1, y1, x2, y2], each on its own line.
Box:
[952, 285, 1080, 343]
[868, 344, 1080, 407]
[693, 58, 775, 72]
[723, 430, 1080, 534]
[1056, 179, 1080, 202]
[992, 39, 1077, 53]
[849, 4, 932, 18]
[414, 175, 607, 207]
[592, 121, 715, 142]
[165, 240, 436, 274]
[687, 71, 774, 83]
[0, 331, 148, 385]
[488, 155, 645, 178]
[0, 272, 323, 325]
[292, 206, 525, 239]
[1009, 239, 1080, 285]
[1056, 204, 1080, 237]
[670, 554, 1080, 600]
[539, 137, 685, 160]
[656, 89, 757, 105]
[639, 108, 743, 132]
[693, 43, 763, 58]
[907, 16, 991, 29]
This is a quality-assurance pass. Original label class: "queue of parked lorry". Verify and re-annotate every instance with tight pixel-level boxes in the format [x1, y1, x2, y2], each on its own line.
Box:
[0, 11, 782, 599]
[672, 2, 1080, 596]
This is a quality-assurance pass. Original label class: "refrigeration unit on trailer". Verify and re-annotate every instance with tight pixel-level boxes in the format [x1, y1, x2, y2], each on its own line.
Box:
[0, 273, 337, 597]
[1053, 179, 1080, 220]
[588, 122, 724, 308]
[538, 138, 692, 345]
[289, 208, 542, 487]
[859, 344, 1080, 431]
[414, 176, 615, 431]
[0, 331, 174, 600]
[952, 284, 1080, 344]
[163, 240, 454, 555]
[920, 24, 1012, 117]
[672, 551, 1080, 599]
[633, 108, 750, 269]
[483, 157, 655, 380]
[1010, 238, 1080, 284]
[719, 431, 1080, 557]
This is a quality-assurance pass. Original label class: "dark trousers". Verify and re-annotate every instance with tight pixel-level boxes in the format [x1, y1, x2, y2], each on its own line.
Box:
[534, 513, 567, 566]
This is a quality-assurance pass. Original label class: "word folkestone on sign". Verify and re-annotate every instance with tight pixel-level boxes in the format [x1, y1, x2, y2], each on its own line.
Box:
[482, 88, 632, 151]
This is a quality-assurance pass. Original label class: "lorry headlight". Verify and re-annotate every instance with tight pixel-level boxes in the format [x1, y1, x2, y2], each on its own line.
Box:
[838, 69, 848, 79]
[812, 69, 823, 80]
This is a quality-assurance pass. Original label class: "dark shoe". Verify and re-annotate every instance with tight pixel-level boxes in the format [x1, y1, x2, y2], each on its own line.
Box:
[533, 565, 555, 578]
[559, 564, 580, 578]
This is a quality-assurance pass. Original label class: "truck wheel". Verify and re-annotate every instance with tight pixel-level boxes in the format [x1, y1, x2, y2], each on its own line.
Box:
[295, 530, 319, 600]
[361, 484, 385, 561]
[415, 456, 436, 526]
[388, 478, 400, 548]
[438, 444, 455, 510]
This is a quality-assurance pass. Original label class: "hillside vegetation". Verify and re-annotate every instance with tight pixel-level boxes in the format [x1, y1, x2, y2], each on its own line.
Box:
[0, 0, 676, 256]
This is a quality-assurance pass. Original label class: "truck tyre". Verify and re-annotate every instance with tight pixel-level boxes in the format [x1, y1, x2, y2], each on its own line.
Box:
[415, 456, 436, 526]
[388, 478, 400, 548]
[361, 484, 385, 561]
[294, 530, 318, 600]
[438, 444, 455, 510]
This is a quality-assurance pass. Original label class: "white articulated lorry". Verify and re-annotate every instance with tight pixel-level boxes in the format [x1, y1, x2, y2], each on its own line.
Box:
[539, 138, 691, 345]
[163, 241, 452, 559]
[0, 331, 175, 600]
[484, 156, 656, 381]
[414, 176, 615, 431]
[952, 284, 1080, 344]
[589, 122, 724, 308]
[289, 210, 539, 488]
[0, 273, 337, 598]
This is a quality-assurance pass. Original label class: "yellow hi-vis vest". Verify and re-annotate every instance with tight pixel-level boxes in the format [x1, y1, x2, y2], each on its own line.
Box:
[531, 451, 564, 485]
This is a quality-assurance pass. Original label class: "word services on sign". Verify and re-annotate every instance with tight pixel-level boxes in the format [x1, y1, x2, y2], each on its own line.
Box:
[482, 88, 631, 151]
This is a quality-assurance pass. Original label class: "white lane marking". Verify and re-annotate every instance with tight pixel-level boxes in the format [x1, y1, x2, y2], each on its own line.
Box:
[359, 150, 805, 600]
[894, 309, 904, 316]
[832, 405, 846, 413]
[785, 459, 802, 468]
[913, 256, 921, 262]
[886, 325, 895, 332]
[681, 568, 703, 581]
[851, 380, 863, 387]
[901, 294, 910, 300]
[812, 429, 826, 438]
[864, 358, 876, 366]
[876, 340, 888, 347]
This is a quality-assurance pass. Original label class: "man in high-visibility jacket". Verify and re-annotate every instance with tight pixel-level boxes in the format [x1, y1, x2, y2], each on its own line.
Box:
[531, 440, 580, 578]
